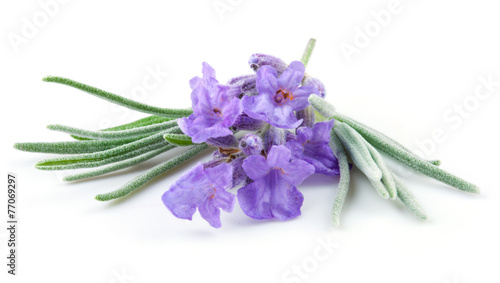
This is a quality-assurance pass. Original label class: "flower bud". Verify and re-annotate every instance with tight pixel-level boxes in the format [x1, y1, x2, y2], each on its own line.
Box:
[239, 133, 263, 156]
[302, 75, 326, 98]
[248, 54, 288, 74]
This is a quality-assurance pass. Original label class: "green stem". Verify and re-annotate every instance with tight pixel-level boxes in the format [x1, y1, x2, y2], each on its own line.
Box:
[43, 76, 193, 118]
[63, 145, 175, 181]
[95, 144, 209, 201]
[300, 38, 316, 68]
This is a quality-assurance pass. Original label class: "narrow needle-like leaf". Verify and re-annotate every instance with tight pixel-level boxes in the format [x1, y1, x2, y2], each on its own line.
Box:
[362, 139, 397, 200]
[391, 171, 429, 220]
[308, 95, 335, 119]
[163, 133, 194, 146]
[330, 129, 351, 227]
[14, 137, 140, 154]
[70, 115, 173, 140]
[43, 76, 193, 118]
[334, 122, 389, 199]
[95, 144, 209, 201]
[333, 114, 480, 194]
[309, 96, 440, 166]
[300, 38, 316, 68]
[36, 140, 169, 170]
[48, 120, 177, 140]
[334, 113, 442, 166]
[35, 127, 182, 169]
[63, 144, 175, 181]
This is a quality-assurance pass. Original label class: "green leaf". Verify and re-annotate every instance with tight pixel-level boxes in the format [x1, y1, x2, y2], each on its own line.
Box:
[333, 113, 479, 194]
[300, 38, 316, 68]
[391, 171, 428, 221]
[43, 76, 193, 118]
[48, 120, 177, 140]
[63, 144, 175, 181]
[14, 137, 140, 154]
[70, 115, 173, 140]
[329, 129, 351, 227]
[34, 127, 182, 170]
[163, 133, 194, 146]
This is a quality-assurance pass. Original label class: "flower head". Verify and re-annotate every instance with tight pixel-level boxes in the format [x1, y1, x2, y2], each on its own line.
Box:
[237, 145, 315, 220]
[162, 162, 235, 228]
[178, 62, 242, 143]
[286, 120, 340, 176]
[241, 61, 318, 129]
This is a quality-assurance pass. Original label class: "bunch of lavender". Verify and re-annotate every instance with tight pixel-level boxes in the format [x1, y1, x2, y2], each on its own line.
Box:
[15, 39, 479, 228]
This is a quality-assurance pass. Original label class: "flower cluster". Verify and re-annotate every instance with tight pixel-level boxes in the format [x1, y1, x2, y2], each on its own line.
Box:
[15, 38, 479, 230]
[163, 55, 338, 228]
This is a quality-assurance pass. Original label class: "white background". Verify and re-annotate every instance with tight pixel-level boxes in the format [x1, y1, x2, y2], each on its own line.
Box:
[1, 1, 499, 282]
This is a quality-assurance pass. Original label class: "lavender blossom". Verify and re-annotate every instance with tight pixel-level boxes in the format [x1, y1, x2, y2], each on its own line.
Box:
[162, 162, 235, 228]
[286, 120, 340, 176]
[178, 62, 242, 143]
[237, 145, 315, 220]
[241, 61, 318, 129]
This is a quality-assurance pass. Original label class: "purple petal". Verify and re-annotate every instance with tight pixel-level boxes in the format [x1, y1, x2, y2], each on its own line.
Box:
[220, 96, 243, 128]
[281, 159, 315, 186]
[189, 76, 202, 90]
[266, 145, 291, 168]
[190, 125, 233, 144]
[302, 76, 326, 98]
[268, 105, 302, 129]
[205, 163, 233, 189]
[256, 65, 278, 96]
[237, 171, 304, 221]
[162, 164, 206, 220]
[311, 120, 334, 143]
[237, 179, 273, 220]
[278, 61, 305, 90]
[202, 62, 216, 79]
[241, 92, 274, 122]
[242, 155, 269, 180]
[288, 84, 317, 111]
[198, 199, 222, 228]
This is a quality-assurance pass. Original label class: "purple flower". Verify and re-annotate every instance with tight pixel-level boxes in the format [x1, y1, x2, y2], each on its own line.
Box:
[162, 162, 235, 228]
[178, 62, 242, 143]
[241, 61, 318, 129]
[237, 145, 315, 221]
[286, 120, 340, 176]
